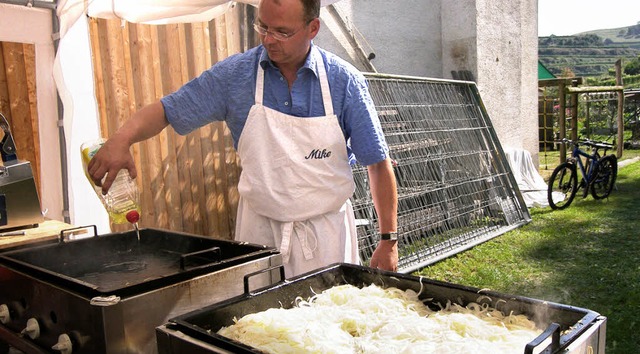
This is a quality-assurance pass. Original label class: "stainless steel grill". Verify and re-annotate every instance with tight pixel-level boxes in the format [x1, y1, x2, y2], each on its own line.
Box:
[0, 227, 281, 353]
[355, 74, 531, 272]
[157, 263, 606, 354]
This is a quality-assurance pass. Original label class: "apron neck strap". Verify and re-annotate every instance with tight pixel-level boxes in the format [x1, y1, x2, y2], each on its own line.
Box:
[255, 48, 334, 116]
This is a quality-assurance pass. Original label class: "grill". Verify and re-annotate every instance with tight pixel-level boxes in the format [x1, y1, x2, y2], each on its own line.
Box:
[0, 227, 281, 353]
[356, 74, 531, 272]
[157, 263, 606, 354]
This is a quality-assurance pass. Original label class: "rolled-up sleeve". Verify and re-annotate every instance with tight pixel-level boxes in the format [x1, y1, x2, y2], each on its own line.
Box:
[161, 65, 229, 136]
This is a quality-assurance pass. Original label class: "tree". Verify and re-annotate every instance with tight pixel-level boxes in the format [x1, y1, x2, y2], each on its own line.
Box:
[560, 67, 576, 78]
[624, 56, 640, 75]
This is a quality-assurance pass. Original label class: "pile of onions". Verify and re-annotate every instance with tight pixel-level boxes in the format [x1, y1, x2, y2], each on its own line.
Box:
[217, 284, 542, 354]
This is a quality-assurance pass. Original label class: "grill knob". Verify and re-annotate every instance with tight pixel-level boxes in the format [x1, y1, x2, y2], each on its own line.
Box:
[21, 317, 40, 339]
[52, 333, 73, 354]
[0, 304, 9, 324]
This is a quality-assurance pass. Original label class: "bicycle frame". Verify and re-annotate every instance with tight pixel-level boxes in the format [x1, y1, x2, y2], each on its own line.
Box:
[568, 143, 600, 190]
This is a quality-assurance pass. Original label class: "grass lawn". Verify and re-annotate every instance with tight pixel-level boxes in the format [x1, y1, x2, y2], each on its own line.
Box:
[414, 158, 640, 353]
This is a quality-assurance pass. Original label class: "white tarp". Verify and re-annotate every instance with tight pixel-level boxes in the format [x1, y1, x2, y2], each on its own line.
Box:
[51, 0, 340, 233]
[504, 147, 550, 208]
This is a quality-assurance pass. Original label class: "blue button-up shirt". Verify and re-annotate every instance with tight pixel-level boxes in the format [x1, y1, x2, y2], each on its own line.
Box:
[161, 43, 388, 166]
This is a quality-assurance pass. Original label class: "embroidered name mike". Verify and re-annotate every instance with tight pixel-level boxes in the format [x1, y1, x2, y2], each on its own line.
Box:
[305, 148, 332, 160]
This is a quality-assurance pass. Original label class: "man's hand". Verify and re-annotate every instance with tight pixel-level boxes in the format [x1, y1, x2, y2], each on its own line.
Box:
[369, 239, 398, 272]
[87, 136, 136, 194]
[86, 101, 169, 194]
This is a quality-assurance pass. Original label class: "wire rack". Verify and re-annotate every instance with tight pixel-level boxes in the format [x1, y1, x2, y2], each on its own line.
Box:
[354, 74, 531, 273]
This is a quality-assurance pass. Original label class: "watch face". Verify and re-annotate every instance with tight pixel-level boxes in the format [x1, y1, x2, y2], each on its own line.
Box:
[381, 232, 397, 240]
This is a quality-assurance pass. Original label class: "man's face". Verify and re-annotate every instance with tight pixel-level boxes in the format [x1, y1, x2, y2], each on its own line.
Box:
[257, 0, 319, 69]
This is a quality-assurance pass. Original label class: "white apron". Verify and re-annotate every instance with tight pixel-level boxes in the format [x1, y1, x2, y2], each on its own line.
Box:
[235, 52, 358, 277]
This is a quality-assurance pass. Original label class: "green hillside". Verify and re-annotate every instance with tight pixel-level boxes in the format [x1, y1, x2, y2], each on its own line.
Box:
[539, 23, 640, 78]
[580, 24, 640, 45]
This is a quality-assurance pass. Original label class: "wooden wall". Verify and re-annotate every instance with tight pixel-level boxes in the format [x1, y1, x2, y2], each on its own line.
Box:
[0, 42, 41, 197]
[88, 3, 258, 238]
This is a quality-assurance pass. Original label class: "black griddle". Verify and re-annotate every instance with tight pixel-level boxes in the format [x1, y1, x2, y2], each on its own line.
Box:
[0, 227, 277, 298]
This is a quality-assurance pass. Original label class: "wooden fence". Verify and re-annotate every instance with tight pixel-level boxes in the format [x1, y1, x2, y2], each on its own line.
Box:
[0, 41, 41, 197]
[88, 3, 258, 237]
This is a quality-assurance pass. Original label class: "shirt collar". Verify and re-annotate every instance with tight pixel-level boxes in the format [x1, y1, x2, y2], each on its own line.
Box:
[259, 42, 321, 79]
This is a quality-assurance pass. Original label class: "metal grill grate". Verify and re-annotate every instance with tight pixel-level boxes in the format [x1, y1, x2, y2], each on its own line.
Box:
[354, 74, 531, 273]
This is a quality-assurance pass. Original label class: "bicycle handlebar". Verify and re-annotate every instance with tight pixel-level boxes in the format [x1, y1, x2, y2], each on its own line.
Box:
[554, 138, 614, 150]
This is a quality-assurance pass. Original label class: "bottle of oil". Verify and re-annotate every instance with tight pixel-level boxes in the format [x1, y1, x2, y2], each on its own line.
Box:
[81, 138, 140, 224]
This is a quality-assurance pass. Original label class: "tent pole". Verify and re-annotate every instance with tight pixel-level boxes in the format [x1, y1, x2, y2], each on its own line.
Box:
[0, 0, 56, 10]
[50, 0, 71, 224]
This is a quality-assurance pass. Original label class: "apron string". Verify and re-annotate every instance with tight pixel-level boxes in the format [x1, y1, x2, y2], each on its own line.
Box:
[255, 60, 265, 105]
[279, 220, 318, 264]
[316, 56, 334, 116]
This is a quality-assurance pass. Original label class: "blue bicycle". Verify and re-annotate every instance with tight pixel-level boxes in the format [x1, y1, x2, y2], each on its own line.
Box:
[547, 138, 618, 210]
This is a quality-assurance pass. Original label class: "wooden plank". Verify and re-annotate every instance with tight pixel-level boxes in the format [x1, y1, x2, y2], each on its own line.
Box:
[538, 77, 583, 87]
[558, 81, 567, 161]
[222, 11, 242, 237]
[213, 15, 236, 239]
[23, 43, 40, 194]
[157, 24, 183, 231]
[186, 22, 209, 236]
[0, 220, 75, 250]
[177, 24, 200, 235]
[134, 24, 169, 229]
[89, 18, 108, 134]
[615, 60, 624, 158]
[147, 24, 170, 229]
[2, 42, 40, 196]
[0, 44, 8, 113]
[107, 19, 130, 136]
[194, 21, 222, 238]
[565, 86, 624, 94]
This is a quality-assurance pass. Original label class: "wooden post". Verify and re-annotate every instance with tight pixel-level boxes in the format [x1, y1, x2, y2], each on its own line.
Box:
[559, 81, 566, 161]
[570, 80, 579, 142]
[615, 59, 624, 158]
[585, 99, 591, 138]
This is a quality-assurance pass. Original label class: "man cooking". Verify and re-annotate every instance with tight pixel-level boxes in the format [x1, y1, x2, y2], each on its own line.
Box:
[88, 0, 398, 277]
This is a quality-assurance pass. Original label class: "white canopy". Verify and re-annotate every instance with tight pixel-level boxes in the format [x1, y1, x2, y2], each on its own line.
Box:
[56, 0, 340, 38]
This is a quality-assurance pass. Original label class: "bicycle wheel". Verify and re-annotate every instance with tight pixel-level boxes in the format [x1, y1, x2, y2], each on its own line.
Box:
[591, 155, 618, 199]
[548, 162, 578, 210]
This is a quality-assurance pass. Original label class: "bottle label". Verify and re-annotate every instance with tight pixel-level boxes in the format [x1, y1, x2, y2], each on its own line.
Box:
[86, 143, 104, 160]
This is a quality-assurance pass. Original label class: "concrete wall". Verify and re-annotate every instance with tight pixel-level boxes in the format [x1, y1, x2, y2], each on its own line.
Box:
[315, 0, 539, 162]
[317, 0, 442, 77]
[474, 0, 539, 157]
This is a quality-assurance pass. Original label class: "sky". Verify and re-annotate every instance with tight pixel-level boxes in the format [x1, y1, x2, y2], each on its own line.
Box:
[538, 0, 640, 36]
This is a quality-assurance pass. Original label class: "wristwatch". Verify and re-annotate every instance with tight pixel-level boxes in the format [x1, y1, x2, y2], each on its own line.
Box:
[380, 232, 398, 241]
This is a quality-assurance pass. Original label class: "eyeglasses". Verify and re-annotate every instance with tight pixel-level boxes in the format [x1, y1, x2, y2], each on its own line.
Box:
[253, 22, 308, 41]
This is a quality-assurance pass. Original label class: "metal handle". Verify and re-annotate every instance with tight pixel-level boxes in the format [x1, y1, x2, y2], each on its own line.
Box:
[524, 322, 561, 354]
[179, 247, 221, 270]
[243, 264, 285, 295]
[59, 225, 98, 243]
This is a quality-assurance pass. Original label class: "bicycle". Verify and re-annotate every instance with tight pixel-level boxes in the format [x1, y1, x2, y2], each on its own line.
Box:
[547, 138, 618, 210]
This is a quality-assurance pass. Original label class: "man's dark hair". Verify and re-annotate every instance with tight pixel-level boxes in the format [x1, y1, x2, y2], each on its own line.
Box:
[301, 0, 320, 23]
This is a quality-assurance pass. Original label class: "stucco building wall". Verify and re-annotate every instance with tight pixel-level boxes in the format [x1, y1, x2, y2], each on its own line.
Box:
[316, 0, 539, 163]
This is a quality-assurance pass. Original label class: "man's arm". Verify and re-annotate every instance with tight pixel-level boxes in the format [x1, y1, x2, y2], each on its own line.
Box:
[366, 157, 399, 271]
[87, 100, 169, 194]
